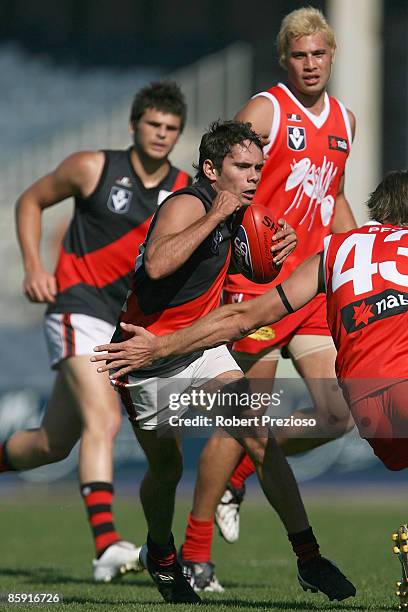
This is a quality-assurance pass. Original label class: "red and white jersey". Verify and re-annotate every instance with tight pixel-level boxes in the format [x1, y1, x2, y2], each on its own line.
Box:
[323, 224, 408, 403]
[225, 83, 352, 294]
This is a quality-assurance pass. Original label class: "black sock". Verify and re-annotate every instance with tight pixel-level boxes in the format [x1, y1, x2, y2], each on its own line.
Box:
[288, 526, 320, 566]
[147, 533, 176, 566]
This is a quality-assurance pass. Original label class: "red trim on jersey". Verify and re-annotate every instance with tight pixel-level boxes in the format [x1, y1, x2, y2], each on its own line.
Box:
[120, 251, 231, 337]
[56, 220, 151, 292]
[171, 170, 190, 191]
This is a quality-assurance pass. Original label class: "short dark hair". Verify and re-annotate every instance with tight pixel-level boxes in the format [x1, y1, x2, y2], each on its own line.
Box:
[194, 120, 263, 179]
[367, 170, 408, 225]
[130, 81, 187, 131]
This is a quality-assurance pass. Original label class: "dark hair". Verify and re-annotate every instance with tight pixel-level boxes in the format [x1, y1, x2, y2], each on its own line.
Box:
[367, 170, 408, 225]
[129, 81, 187, 131]
[194, 120, 263, 179]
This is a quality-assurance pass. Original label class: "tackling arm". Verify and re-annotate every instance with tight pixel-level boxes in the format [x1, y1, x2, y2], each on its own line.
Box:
[92, 254, 323, 377]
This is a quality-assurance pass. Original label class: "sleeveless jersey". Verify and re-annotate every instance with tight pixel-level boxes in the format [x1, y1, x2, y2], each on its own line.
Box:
[323, 224, 408, 403]
[225, 82, 352, 294]
[112, 178, 233, 377]
[47, 148, 190, 324]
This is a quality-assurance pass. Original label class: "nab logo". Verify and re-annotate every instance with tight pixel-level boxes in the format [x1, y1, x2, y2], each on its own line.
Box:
[107, 186, 132, 214]
[328, 135, 348, 153]
[287, 126, 306, 151]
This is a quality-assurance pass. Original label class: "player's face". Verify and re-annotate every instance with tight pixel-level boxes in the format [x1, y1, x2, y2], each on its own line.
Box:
[285, 32, 334, 97]
[215, 141, 264, 205]
[131, 108, 182, 160]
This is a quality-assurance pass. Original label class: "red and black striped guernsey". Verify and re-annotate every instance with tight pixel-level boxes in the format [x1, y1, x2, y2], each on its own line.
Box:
[111, 178, 234, 377]
[47, 148, 190, 324]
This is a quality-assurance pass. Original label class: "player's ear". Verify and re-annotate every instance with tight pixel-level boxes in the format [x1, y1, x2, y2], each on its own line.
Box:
[202, 159, 218, 181]
[129, 120, 136, 136]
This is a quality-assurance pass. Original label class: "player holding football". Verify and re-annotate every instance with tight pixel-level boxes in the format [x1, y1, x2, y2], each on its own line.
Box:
[92, 120, 356, 604]
[163, 6, 357, 588]
[1, 82, 190, 582]
[95, 169, 408, 609]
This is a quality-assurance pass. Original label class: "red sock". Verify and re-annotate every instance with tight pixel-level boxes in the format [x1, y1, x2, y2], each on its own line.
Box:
[229, 453, 255, 489]
[81, 482, 121, 558]
[182, 513, 214, 562]
[0, 442, 16, 473]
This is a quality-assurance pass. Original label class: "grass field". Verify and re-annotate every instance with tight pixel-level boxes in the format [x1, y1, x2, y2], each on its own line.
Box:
[0, 489, 404, 611]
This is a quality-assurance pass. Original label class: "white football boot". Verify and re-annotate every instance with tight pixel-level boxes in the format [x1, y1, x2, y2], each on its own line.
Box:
[93, 541, 143, 582]
[215, 484, 245, 543]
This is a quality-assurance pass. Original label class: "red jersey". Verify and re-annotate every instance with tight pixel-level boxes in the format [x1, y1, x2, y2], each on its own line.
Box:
[323, 223, 408, 403]
[225, 83, 352, 294]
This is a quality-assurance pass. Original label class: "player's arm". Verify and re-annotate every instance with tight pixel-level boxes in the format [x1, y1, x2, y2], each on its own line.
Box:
[234, 96, 274, 147]
[331, 110, 357, 233]
[92, 254, 323, 377]
[144, 190, 242, 280]
[15, 151, 104, 303]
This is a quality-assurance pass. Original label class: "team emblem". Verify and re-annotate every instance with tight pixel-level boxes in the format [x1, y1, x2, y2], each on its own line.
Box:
[107, 186, 132, 214]
[210, 228, 223, 255]
[287, 126, 306, 151]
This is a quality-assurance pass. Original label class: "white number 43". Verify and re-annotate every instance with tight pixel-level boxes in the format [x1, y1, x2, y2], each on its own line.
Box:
[331, 230, 408, 296]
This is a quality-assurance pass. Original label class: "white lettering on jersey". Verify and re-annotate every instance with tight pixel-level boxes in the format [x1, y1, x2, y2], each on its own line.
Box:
[284, 156, 338, 230]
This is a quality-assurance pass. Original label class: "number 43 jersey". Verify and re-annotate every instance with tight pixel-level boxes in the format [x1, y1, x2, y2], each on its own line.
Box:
[323, 223, 408, 402]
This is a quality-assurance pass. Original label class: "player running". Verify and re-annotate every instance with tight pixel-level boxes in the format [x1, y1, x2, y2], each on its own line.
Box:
[163, 6, 357, 586]
[93, 120, 356, 604]
[1, 81, 190, 582]
[95, 169, 408, 608]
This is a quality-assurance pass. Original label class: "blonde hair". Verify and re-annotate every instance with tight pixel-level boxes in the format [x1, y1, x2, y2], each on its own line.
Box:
[277, 7, 336, 68]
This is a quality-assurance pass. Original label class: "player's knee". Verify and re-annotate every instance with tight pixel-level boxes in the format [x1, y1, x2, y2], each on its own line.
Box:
[242, 437, 267, 467]
[38, 435, 73, 463]
[83, 410, 122, 441]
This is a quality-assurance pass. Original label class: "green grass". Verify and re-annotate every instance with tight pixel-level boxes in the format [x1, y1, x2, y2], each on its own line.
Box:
[0, 491, 404, 611]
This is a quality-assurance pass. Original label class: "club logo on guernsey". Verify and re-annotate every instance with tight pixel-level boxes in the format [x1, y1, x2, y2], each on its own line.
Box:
[107, 186, 133, 214]
[287, 126, 306, 151]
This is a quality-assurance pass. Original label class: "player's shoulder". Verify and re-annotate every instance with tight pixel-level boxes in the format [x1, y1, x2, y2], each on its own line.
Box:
[57, 150, 105, 180]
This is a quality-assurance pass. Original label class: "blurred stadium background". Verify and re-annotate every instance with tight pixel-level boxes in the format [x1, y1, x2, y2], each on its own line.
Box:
[0, 0, 407, 495]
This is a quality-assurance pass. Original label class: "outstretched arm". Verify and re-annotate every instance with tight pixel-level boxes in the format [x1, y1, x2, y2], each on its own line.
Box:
[92, 253, 323, 378]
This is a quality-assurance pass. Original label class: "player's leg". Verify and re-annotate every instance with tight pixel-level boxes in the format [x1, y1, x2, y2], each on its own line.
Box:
[277, 337, 354, 454]
[60, 355, 142, 581]
[214, 351, 280, 542]
[118, 373, 202, 603]
[0, 368, 81, 470]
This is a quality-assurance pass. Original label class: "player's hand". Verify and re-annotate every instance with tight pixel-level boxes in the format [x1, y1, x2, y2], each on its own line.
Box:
[23, 267, 57, 303]
[271, 219, 297, 266]
[91, 323, 159, 378]
[209, 190, 244, 221]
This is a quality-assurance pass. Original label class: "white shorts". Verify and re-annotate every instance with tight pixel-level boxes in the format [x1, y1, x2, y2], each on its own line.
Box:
[44, 313, 115, 369]
[116, 345, 242, 430]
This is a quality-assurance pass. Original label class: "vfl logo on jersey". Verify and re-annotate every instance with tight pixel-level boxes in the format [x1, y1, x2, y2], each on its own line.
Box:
[341, 288, 408, 333]
[232, 226, 253, 278]
[158, 189, 172, 206]
[107, 186, 132, 214]
[210, 228, 223, 255]
[116, 176, 132, 187]
[287, 113, 301, 122]
[287, 126, 306, 151]
[328, 135, 348, 153]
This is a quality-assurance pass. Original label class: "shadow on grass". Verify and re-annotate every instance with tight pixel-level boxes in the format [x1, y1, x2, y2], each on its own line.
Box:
[0, 566, 152, 587]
